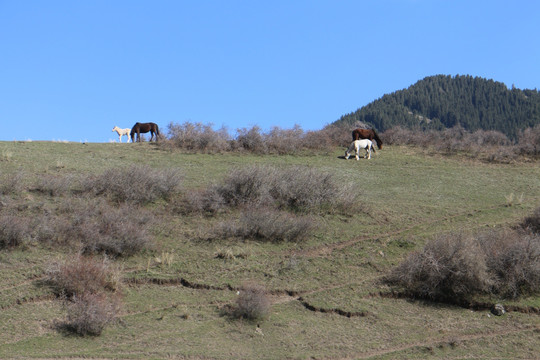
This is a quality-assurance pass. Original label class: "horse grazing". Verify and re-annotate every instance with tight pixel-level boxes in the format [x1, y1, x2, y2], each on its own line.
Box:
[112, 126, 132, 143]
[130, 122, 160, 142]
[352, 128, 383, 149]
[345, 139, 373, 160]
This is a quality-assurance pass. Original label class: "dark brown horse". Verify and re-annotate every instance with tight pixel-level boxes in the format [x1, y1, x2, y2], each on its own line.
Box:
[352, 128, 382, 149]
[130, 122, 160, 142]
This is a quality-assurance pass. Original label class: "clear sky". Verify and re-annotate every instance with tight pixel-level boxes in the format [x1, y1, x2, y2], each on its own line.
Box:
[1, 0, 539, 142]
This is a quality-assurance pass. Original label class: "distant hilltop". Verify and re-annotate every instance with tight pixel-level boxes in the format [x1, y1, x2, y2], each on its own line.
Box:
[333, 74, 540, 140]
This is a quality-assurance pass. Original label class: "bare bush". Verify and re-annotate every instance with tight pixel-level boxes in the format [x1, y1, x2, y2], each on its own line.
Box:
[33, 174, 77, 196]
[478, 229, 540, 299]
[234, 282, 270, 320]
[303, 124, 351, 150]
[516, 124, 540, 157]
[388, 226, 540, 301]
[387, 232, 490, 301]
[265, 125, 304, 154]
[268, 166, 353, 213]
[521, 206, 540, 234]
[46, 255, 121, 297]
[174, 187, 227, 216]
[214, 165, 354, 214]
[46, 199, 153, 256]
[0, 215, 30, 249]
[84, 165, 182, 204]
[212, 207, 315, 243]
[235, 126, 267, 153]
[215, 165, 274, 208]
[0, 172, 24, 195]
[62, 292, 122, 336]
[166, 122, 232, 153]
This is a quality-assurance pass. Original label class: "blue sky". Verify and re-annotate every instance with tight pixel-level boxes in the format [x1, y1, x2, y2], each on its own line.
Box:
[1, 0, 539, 142]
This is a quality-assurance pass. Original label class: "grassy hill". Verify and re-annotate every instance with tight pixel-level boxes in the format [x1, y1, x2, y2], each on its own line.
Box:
[335, 75, 540, 140]
[1, 141, 539, 359]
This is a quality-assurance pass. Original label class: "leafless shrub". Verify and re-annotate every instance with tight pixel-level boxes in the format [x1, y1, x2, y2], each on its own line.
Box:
[211, 207, 315, 243]
[32, 174, 77, 196]
[45, 198, 153, 256]
[0, 172, 24, 195]
[516, 124, 540, 157]
[478, 229, 540, 299]
[84, 165, 182, 204]
[521, 206, 540, 234]
[389, 225, 540, 301]
[484, 146, 519, 163]
[470, 130, 511, 147]
[215, 165, 273, 207]
[173, 187, 227, 216]
[268, 166, 353, 213]
[235, 126, 267, 153]
[265, 125, 304, 154]
[387, 232, 490, 301]
[166, 121, 232, 153]
[234, 282, 270, 320]
[46, 255, 121, 297]
[62, 292, 122, 336]
[214, 165, 354, 214]
[0, 215, 30, 249]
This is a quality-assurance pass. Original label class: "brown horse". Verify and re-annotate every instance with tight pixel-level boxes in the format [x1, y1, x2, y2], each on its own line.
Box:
[352, 128, 382, 149]
[130, 122, 160, 142]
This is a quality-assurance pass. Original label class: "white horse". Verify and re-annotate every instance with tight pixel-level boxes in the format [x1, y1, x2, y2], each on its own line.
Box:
[345, 139, 373, 160]
[112, 126, 132, 143]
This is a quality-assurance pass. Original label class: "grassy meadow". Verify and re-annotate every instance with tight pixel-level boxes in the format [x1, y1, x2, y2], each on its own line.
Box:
[0, 140, 539, 359]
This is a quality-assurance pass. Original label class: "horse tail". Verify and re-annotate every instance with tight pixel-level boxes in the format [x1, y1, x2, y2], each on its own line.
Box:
[155, 124, 160, 137]
[352, 129, 358, 141]
[372, 129, 383, 149]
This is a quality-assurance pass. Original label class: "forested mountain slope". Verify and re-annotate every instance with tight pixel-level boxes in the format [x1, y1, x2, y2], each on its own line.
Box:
[334, 75, 540, 140]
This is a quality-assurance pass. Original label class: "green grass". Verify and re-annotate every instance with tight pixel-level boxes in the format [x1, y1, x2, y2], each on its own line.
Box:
[0, 141, 539, 359]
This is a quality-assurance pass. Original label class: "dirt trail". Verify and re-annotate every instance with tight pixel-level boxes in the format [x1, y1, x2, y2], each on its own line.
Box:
[340, 325, 540, 359]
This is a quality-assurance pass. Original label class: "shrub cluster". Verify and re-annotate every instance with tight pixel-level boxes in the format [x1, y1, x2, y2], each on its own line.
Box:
[0, 172, 23, 195]
[182, 165, 355, 243]
[383, 124, 540, 161]
[0, 215, 30, 249]
[521, 206, 540, 234]
[387, 219, 540, 301]
[213, 165, 353, 214]
[46, 255, 121, 297]
[386, 232, 490, 301]
[183, 165, 353, 216]
[166, 122, 232, 153]
[162, 122, 352, 155]
[52, 199, 154, 257]
[84, 165, 182, 204]
[47, 255, 122, 336]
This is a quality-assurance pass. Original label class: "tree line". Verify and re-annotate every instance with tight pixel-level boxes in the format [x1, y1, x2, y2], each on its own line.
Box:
[334, 74, 540, 140]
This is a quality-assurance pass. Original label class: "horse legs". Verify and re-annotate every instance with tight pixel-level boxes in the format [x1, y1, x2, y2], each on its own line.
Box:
[365, 146, 371, 159]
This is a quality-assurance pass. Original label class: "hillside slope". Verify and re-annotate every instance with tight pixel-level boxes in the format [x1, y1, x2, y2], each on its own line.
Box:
[334, 74, 540, 140]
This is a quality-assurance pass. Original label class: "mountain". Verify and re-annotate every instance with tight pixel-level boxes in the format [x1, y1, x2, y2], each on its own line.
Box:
[333, 75, 540, 140]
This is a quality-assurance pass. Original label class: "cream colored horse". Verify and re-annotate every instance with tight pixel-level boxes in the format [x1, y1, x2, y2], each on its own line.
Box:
[345, 139, 373, 160]
[112, 126, 132, 143]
